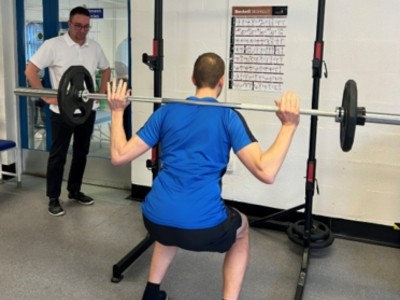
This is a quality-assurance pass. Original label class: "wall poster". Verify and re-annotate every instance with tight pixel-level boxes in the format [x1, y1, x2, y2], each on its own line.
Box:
[229, 6, 288, 92]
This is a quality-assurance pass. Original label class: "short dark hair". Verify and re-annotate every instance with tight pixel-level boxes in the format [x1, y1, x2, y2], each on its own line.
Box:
[69, 6, 90, 20]
[193, 52, 225, 89]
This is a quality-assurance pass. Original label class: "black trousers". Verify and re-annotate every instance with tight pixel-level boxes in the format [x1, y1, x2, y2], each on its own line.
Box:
[46, 111, 96, 199]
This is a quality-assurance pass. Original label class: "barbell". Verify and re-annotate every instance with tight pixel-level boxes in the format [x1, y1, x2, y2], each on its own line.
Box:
[14, 66, 400, 152]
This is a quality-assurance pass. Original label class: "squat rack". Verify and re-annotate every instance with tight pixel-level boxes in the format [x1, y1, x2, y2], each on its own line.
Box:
[111, 1, 331, 299]
[250, 0, 331, 299]
[110, 0, 163, 282]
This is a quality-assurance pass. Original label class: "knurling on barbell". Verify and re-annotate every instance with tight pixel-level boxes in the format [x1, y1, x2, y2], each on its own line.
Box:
[16, 65, 400, 152]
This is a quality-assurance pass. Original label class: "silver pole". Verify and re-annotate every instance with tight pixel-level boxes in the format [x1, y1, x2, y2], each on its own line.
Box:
[84, 92, 336, 118]
[364, 113, 400, 125]
[13, 87, 400, 125]
[15, 87, 336, 117]
[14, 87, 57, 98]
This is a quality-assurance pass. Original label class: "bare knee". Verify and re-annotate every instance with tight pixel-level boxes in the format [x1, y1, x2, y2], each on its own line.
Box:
[236, 212, 249, 240]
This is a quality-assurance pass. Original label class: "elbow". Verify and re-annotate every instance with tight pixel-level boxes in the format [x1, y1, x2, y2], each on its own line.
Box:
[111, 152, 133, 166]
[253, 167, 277, 184]
[24, 69, 31, 81]
[247, 165, 277, 184]
[265, 176, 276, 184]
[24, 65, 34, 79]
[110, 158, 119, 166]
[110, 155, 125, 166]
[258, 174, 276, 185]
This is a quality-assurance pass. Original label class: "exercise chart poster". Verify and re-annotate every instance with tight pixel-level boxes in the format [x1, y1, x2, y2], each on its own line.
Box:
[229, 6, 288, 92]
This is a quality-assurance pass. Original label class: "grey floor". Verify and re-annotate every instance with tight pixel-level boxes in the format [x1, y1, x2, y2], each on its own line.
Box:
[1, 175, 399, 300]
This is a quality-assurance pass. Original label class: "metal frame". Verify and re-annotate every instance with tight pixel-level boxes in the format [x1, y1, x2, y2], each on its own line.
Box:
[110, 0, 163, 283]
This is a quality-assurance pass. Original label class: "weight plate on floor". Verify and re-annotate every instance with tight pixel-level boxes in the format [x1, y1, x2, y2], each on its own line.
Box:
[287, 220, 335, 249]
[291, 219, 331, 241]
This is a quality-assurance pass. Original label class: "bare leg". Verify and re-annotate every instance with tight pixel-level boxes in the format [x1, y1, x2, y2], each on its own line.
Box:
[222, 212, 250, 300]
[148, 241, 178, 284]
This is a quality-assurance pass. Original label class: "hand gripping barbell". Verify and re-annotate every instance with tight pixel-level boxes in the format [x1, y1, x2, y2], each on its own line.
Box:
[14, 66, 400, 152]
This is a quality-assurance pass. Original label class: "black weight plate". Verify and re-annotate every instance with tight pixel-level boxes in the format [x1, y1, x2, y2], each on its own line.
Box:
[58, 66, 95, 127]
[291, 219, 331, 241]
[287, 224, 305, 247]
[287, 221, 334, 249]
[340, 79, 358, 152]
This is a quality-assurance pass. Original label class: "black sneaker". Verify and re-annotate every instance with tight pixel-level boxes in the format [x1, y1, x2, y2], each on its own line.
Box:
[68, 192, 94, 205]
[48, 198, 65, 216]
[159, 291, 168, 300]
[142, 290, 168, 300]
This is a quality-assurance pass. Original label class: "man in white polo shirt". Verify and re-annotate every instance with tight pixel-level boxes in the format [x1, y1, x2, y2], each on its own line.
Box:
[25, 6, 111, 216]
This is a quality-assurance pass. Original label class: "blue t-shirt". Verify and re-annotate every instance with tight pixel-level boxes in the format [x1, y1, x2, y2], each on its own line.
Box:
[138, 96, 257, 229]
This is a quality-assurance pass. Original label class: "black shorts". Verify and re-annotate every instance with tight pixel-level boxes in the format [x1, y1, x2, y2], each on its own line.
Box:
[143, 206, 242, 253]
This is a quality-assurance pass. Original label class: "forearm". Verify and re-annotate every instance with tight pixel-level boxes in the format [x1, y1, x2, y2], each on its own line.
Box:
[25, 72, 43, 89]
[99, 68, 111, 94]
[108, 78, 151, 165]
[25, 64, 57, 105]
[110, 110, 128, 165]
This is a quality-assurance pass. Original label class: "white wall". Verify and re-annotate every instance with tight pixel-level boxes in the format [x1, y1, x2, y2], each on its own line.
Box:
[0, 0, 398, 226]
[0, 0, 19, 164]
[131, 0, 400, 226]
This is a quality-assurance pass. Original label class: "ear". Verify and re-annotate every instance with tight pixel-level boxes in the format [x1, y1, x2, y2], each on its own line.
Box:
[192, 74, 197, 86]
[218, 75, 225, 88]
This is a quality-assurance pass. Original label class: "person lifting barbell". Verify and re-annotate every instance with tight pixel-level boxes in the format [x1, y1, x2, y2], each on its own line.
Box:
[107, 52, 300, 300]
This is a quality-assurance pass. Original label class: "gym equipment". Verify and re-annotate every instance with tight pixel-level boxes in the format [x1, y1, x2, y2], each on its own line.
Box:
[287, 220, 334, 249]
[14, 66, 400, 152]
[57, 66, 95, 127]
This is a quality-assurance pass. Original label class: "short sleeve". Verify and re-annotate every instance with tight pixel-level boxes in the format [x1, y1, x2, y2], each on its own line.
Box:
[137, 108, 164, 148]
[228, 110, 257, 153]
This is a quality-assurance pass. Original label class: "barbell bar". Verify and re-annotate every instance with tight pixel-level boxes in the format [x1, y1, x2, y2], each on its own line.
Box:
[13, 66, 400, 152]
[14, 87, 338, 117]
[13, 87, 400, 126]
